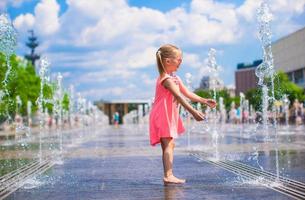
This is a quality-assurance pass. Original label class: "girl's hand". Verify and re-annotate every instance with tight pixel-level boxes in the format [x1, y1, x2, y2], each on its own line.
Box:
[205, 99, 217, 108]
[192, 110, 205, 121]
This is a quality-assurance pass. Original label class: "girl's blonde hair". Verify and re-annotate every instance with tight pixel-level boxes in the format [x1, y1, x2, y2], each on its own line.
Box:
[156, 44, 180, 75]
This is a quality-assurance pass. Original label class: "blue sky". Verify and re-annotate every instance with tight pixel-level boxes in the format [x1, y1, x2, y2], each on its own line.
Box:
[2, 0, 305, 101]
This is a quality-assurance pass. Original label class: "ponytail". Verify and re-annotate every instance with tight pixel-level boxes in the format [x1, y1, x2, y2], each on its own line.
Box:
[156, 50, 166, 75]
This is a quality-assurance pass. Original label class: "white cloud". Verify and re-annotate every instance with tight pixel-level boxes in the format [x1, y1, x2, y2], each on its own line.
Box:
[61, 0, 241, 48]
[34, 0, 60, 35]
[271, 0, 305, 14]
[13, 13, 35, 31]
[76, 6, 166, 47]
[46, 45, 156, 70]
[13, 0, 60, 36]
[77, 69, 136, 84]
[238, 0, 305, 23]
[66, 0, 127, 19]
[183, 52, 204, 69]
[11, 0, 305, 100]
[237, 0, 258, 22]
[121, 46, 156, 69]
[183, 0, 241, 45]
[45, 51, 108, 68]
[80, 82, 154, 100]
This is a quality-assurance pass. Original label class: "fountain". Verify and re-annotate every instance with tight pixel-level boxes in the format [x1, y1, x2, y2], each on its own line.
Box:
[239, 92, 245, 125]
[229, 101, 236, 123]
[27, 100, 32, 127]
[0, 13, 17, 122]
[255, 0, 280, 181]
[53, 72, 64, 165]
[0, 13, 18, 145]
[206, 48, 221, 160]
[69, 85, 75, 127]
[282, 94, 290, 126]
[37, 57, 51, 163]
[249, 104, 255, 123]
[218, 97, 226, 124]
[0, 13, 17, 83]
[185, 72, 193, 150]
[14, 95, 29, 136]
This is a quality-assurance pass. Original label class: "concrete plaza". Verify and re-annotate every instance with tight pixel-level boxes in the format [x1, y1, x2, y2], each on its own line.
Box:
[4, 123, 305, 199]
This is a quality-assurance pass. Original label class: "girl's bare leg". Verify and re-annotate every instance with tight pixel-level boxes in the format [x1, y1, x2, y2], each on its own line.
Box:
[160, 137, 185, 184]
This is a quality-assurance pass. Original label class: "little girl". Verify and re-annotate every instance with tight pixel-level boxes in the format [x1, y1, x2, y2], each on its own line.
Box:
[149, 44, 216, 185]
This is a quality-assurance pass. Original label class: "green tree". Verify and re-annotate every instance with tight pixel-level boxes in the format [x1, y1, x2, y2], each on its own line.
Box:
[274, 71, 305, 104]
[246, 71, 305, 111]
[0, 54, 54, 121]
[62, 93, 70, 112]
[195, 89, 211, 99]
[245, 88, 261, 111]
[195, 88, 237, 111]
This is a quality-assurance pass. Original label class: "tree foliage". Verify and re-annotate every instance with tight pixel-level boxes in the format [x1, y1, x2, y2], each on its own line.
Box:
[273, 71, 305, 103]
[62, 93, 70, 112]
[195, 88, 239, 111]
[246, 71, 305, 111]
[0, 54, 61, 121]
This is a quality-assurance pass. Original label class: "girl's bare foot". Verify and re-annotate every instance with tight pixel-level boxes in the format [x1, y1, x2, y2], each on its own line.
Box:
[163, 175, 186, 185]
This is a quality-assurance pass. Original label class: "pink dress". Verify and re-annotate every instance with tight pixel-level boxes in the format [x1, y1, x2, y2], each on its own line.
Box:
[149, 73, 185, 146]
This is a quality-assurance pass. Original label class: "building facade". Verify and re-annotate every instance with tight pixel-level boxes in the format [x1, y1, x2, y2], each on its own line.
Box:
[95, 99, 150, 124]
[235, 60, 262, 96]
[272, 27, 305, 88]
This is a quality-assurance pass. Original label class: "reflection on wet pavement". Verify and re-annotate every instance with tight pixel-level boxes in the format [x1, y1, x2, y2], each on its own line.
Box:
[1, 123, 304, 199]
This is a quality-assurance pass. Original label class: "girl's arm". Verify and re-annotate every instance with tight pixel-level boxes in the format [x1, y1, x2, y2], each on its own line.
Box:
[178, 78, 216, 108]
[163, 78, 205, 121]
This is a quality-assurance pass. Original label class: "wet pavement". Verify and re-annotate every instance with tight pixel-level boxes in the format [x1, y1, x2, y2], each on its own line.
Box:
[4, 124, 305, 199]
[6, 156, 291, 200]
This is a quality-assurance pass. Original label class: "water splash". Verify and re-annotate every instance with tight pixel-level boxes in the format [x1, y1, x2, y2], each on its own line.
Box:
[22, 177, 43, 189]
[27, 100, 32, 126]
[0, 13, 17, 94]
[0, 13, 18, 123]
[0, 13, 18, 57]
[251, 146, 264, 171]
[282, 94, 290, 126]
[207, 48, 221, 160]
[256, 0, 280, 181]
[262, 85, 269, 132]
[219, 97, 226, 124]
[53, 72, 64, 165]
[37, 57, 51, 163]
[185, 72, 192, 150]
[69, 84, 75, 126]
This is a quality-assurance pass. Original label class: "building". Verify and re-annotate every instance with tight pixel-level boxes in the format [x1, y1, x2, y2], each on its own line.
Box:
[95, 99, 150, 124]
[198, 76, 223, 90]
[235, 60, 262, 96]
[272, 26, 305, 88]
[199, 76, 210, 89]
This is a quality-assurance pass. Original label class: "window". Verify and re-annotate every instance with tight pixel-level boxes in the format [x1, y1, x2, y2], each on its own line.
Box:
[287, 72, 293, 82]
[294, 69, 304, 86]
